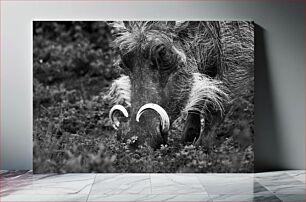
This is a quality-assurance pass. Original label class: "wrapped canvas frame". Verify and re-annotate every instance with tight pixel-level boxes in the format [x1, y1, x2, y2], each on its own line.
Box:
[33, 21, 254, 173]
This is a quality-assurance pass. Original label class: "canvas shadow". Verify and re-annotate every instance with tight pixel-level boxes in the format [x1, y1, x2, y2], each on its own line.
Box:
[254, 24, 285, 172]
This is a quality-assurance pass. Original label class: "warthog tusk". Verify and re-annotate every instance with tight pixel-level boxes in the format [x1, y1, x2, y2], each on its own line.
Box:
[109, 105, 129, 130]
[136, 103, 170, 133]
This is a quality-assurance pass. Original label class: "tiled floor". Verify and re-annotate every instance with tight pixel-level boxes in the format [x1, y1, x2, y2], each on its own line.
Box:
[0, 170, 305, 201]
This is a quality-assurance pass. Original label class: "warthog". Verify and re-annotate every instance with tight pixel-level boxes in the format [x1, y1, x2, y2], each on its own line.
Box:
[107, 21, 254, 149]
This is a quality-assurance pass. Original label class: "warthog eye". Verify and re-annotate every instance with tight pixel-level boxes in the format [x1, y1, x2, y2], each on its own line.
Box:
[120, 52, 134, 70]
[153, 45, 178, 71]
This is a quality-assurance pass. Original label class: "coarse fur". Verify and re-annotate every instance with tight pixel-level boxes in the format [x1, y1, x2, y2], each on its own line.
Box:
[177, 21, 254, 96]
[112, 21, 178, 57]
[106, 75, 131, 107]
[108, 21, 230, 119]
[183, 73, 229, 116]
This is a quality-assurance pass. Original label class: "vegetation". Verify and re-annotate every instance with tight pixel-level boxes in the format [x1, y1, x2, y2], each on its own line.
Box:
[33, 21, 254, 173]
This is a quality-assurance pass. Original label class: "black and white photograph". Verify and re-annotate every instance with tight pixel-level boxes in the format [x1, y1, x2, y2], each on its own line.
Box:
[33, 21, 254, 173]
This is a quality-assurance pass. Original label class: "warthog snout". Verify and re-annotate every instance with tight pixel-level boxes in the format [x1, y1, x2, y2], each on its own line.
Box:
[109, 103, 170, 148]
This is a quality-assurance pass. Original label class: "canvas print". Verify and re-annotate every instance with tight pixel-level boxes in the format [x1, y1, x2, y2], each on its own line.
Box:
[33, 21, 254, 173]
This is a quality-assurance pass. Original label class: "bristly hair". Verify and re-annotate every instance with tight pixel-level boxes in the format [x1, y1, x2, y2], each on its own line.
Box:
[183, 73, 229, 116]
[105, 75, 131, 107]
[176, 21, 254, 96]
[111, 21, 178, 57]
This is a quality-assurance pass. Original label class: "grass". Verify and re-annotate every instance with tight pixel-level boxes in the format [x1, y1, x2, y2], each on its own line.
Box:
[33, 79, 254, 173]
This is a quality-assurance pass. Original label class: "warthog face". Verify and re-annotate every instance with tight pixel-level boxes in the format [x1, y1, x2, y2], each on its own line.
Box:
[108, 21, 228, 149]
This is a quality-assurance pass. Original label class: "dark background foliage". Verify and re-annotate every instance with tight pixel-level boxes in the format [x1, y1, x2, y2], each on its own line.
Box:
[33, 21, 254, 173]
